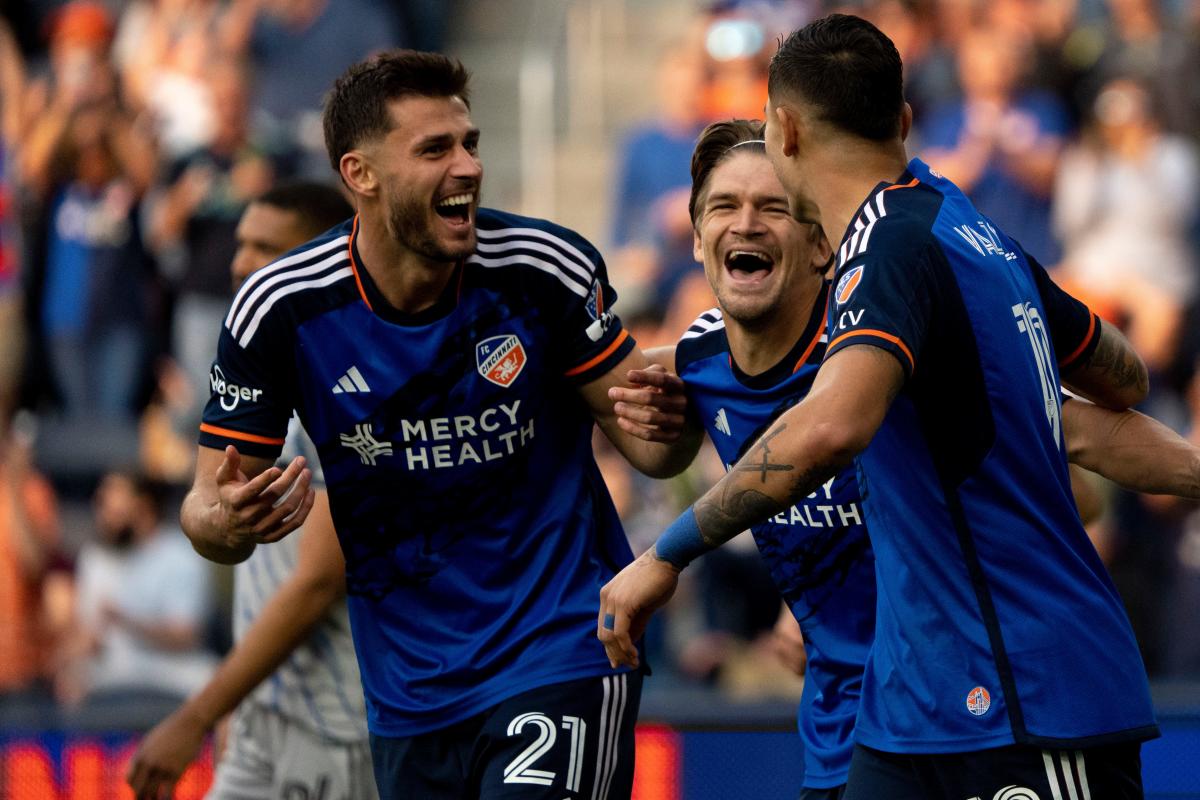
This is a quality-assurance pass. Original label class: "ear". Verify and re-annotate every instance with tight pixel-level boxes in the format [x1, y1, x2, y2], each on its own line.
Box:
[692, 225, 704, 263]
[809, 226, 834, 275]
[339, 150, 377, 198]
[899, 102, 913, 142]
[775, 104, 801, 158]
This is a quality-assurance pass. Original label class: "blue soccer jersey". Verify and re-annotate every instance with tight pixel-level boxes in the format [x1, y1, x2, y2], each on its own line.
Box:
[823, 158, 1157, 752]
[676, 283, 876, 788]
[200, 209, 637, 737]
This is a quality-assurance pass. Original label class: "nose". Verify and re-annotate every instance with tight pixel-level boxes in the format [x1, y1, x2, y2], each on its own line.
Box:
[451, 143, 483, 182]
[730, 204, 766, 237]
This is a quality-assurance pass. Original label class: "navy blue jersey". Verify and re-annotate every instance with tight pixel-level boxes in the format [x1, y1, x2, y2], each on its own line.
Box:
[200, 209, 636, 737]
[676, 283, 876, 788]
[824, 158, 1156, 752]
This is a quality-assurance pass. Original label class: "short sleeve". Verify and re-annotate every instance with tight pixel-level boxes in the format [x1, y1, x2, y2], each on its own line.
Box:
[550, 232, 636, 385]
[198, 317, 295, 460]
[1026, 252, 1101, 372]
[824, 247, 935, 378]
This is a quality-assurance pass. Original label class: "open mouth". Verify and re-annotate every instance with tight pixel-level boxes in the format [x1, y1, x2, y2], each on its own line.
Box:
[435, 192, 474, 226]
[725, 249, 775, 282]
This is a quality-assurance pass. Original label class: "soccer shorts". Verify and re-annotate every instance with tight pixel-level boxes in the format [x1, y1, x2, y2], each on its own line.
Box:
[844, 741, 1143, 800]
[799, 784, 846, 800]
[207, 702, 377, 800]
[369, 671, 642, 800]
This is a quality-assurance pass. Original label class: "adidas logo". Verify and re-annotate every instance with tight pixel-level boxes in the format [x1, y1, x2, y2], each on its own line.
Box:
[332, 366, 371, 394]
[714, 408, 731, 436]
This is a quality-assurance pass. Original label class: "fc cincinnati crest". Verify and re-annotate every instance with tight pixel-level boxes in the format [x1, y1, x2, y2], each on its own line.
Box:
[966, 685, 991, 716]
[476, 335, 527, 387]
[835, 265, 864, 305]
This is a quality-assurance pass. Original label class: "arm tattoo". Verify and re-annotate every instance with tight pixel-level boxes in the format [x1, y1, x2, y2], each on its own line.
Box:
[734, 425, 794, 483]
[1087, 330, 1149, 395]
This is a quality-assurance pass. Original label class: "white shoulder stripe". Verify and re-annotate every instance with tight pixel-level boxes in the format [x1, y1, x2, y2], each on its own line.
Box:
[468, 253, 588, 297]
[838, 189, 890, 267]
[229, 249, 350, 337]
[475, 238, 591, 289]
[237, 267, 354, 347]
[476, 226, 598, 283]
[225, 235, 349, 328]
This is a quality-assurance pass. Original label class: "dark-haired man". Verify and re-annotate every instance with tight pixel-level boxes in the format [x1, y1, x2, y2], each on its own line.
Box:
[600, 14, 1158, 799]
[180, 51, 691, 799]
[127, 183, 377, 800]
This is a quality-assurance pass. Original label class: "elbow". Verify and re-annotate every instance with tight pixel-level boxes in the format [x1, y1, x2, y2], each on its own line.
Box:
[807, 420, 870, 469]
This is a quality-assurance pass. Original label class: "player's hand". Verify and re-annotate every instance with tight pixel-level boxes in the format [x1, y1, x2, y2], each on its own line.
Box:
[597, 547, 680, 668]
[767, 603, 807, 677]
[126, 707, 208, 800]
[608, 365, 689, 443]
[215, 445, 315, 549]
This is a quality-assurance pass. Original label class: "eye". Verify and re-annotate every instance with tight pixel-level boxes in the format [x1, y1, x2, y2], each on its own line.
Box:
[463, 136, 480, 154]
[422, 143, 448, 156]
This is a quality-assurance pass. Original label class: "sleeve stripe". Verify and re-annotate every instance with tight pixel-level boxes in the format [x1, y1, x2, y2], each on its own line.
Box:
[199, 423, 286, 446]
[564, 329, 630, 377]
[476, 226, 597, 285]
[828, 329, 915, 373]
[468, 253, 589, 297]
[1058, 312, 1099, 369]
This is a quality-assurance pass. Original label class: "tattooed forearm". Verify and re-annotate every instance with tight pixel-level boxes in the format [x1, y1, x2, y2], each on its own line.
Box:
[734, 425, 795, 483]
[1085, 326, 1149, 396]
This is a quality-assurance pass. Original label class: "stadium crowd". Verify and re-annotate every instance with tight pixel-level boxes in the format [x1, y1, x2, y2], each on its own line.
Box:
[0, 0, 1198, 729]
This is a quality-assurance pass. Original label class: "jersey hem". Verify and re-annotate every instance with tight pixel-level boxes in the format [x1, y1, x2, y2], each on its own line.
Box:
[854, 721, 1160, 754]
[365, 662, 634, 739]
[244, 698, 370, 746]
[801, 771, 850, 790]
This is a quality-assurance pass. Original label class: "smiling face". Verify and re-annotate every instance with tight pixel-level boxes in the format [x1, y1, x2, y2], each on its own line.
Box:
[362, 94, 482, 264]
[693, 151, 826, 327]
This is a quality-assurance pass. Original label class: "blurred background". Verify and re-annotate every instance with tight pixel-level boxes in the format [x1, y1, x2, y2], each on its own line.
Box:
[0, 0, 1198, 797]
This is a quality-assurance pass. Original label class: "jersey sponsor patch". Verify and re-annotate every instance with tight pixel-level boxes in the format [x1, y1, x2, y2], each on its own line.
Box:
[966, 685, 991, 716]
[210, 364, 263, 411]
[477, 335, 528, 387]
[835, 265, 864, 305]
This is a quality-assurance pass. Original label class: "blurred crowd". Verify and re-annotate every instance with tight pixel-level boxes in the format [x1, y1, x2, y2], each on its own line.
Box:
[1, 0, 1199, 728]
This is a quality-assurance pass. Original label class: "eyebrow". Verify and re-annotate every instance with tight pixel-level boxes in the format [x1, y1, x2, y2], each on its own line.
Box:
[707, 190, 789, 206]
[413, 128, 480, 150]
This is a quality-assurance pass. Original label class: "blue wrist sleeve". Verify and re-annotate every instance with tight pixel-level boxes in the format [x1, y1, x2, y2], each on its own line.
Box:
[654, 506, 711, 569]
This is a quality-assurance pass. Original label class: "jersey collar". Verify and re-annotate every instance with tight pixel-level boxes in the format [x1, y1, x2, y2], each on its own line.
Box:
[348, 215, 464, 327]
[729, 280, 831, 390]
[836, 160, 921, 258]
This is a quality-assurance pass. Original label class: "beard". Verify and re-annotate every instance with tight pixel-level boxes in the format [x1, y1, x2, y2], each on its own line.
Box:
[384, 183, 476, 263]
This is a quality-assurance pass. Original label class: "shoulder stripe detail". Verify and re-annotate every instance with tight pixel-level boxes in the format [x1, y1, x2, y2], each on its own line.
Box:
[475, 238, 592, 291]
[468, 253, 589, 297]
[228, 249, 350, 337]
[838, 189, 891, 269]
[237, 267, 354, 347]
[828, 328, 914, 373]
[225, 235, 349, 329]
[679, 308, 725, 341]
[565, 329, 630, 377]
[476, 225, 598, 282]
[199, 423, 286, 446]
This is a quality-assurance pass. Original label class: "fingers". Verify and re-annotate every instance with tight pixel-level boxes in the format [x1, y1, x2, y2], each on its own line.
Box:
[257, 485, 316, 544]
[597, 604, 639, 669]
[227, 456, 305, 510]
[213, 445, 241, 486]
[127, 758, 174, 800]
[609, 386, 687, 414]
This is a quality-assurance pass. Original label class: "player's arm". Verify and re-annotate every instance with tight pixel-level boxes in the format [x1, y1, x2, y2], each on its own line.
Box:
[127, 489, 344, 800]
[598, 344, 901, 667]
[181, 444, 314, 565]
[582, 344, 703, 479]
[1063, 399, 1200, 498]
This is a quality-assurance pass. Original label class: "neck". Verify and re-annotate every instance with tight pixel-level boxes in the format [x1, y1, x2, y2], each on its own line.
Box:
[808, 138, 909, 246]
[355, 208, 457, 314]
[725, 276, 823, 376]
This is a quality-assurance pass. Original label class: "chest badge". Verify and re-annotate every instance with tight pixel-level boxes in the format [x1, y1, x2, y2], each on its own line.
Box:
[476, 334, 527, 388]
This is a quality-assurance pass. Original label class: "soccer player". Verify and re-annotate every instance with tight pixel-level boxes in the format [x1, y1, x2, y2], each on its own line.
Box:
[599, 16, 1160, 798]
[611, 118, 1200, 799]
[126, 183, 373, 800]
[180, 51, 691, 799]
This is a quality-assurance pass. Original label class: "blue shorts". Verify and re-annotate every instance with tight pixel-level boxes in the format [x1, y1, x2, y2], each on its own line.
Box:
[799, 784, 846, 800]
[369, 671, 642, 799]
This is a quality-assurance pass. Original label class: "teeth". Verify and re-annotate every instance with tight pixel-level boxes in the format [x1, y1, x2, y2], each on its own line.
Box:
[437, 193, 473, 208]
[728, 250, 771, 264]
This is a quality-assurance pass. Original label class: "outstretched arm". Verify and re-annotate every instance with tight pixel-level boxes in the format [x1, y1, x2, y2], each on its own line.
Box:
[598, 345, 901, 667]
[127, 490, 345, 800]
[1061, 319, 1149, 411]
[1064, 399, 1200, 497]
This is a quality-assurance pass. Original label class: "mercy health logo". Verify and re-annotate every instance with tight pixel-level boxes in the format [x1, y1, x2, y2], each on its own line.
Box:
[340, 423, 393, 466]
[209, 365, 263, 412]
[476, 335, 527, 387]
[966, 685, 991, 716]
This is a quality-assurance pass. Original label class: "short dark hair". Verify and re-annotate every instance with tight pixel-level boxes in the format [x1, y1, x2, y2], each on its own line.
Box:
[768, 14, 904, 141]
[688, 119, 765, 226]
[323, 50, 471, 172]
[256, 181, 354, 237]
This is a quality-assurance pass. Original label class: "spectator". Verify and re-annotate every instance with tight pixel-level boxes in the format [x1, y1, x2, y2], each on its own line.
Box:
[56, 471, 215, 707]
[0, 19, 26, 432]
[921, 24, 1071, 264]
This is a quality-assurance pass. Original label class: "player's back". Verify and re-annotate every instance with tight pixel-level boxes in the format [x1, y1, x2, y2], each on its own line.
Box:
[824, 158, 1157, 753]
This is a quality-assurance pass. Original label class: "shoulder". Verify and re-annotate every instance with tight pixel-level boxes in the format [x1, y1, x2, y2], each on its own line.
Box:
[471, 208, 604, 299]
[224, 220, 357, 349]
[836, 180, 942, 272]
[676, 307, 728, 372]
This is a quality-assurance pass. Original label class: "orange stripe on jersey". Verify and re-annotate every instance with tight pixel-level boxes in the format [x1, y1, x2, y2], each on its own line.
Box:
[346, 216, 374, 312]
[199, 423, 286, 446]
[793, 289, 832, 372]
[565, 329, 630, 377]
[1059, 312, 1098, 369]
[828, 329, 915, 373]
[884, 178, 920, 192]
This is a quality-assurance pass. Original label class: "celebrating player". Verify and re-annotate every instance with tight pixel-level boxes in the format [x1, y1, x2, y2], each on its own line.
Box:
[600, 15, 1160, 799]
[127, 183, 376, 800]
[180, 51, 691, 799]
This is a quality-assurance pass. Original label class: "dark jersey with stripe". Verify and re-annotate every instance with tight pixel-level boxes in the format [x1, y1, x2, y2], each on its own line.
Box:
[824, 158, 1157, 752]
[200, 209, 636, 737]
[676, 284, 876, 788]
